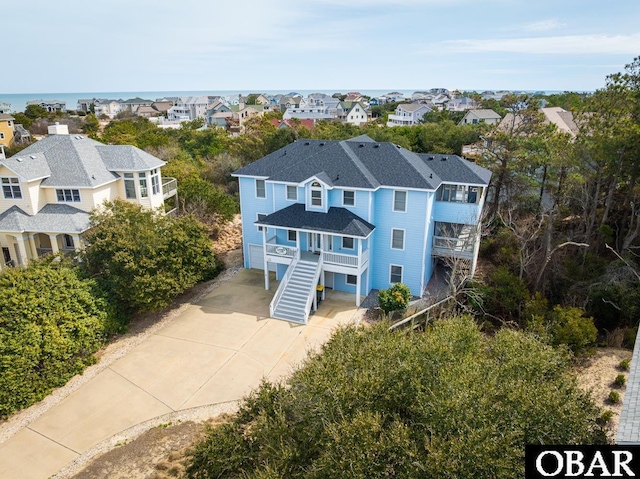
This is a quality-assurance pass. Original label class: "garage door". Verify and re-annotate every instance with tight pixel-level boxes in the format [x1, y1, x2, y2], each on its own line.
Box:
[249, 244, 276, 271]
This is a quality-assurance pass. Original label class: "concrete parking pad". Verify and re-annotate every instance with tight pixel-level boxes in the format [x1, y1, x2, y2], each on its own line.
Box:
[0, 268, 358, 479]
[0, 428, 78, 479]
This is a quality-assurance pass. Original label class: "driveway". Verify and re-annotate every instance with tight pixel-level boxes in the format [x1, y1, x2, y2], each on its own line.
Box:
[0, 269, 358, 479]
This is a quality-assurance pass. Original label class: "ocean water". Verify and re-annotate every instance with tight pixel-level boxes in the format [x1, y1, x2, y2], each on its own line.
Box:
[0, 89, 419, 114]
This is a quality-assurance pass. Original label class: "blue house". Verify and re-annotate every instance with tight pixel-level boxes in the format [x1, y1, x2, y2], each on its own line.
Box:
[233, 135, 491, 324]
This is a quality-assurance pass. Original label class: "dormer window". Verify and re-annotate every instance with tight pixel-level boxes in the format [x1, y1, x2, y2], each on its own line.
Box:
[311, 182, 322, 207]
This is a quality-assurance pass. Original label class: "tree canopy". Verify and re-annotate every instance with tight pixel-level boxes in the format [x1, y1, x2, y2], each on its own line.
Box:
[82, 200, 220, 312]
[185, 317, 606, 479]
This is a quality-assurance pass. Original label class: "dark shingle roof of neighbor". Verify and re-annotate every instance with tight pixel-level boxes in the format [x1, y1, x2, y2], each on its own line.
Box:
[233, 135, 491, 190]
[256, 203, 375, 237]
[2, 134, 165, 187]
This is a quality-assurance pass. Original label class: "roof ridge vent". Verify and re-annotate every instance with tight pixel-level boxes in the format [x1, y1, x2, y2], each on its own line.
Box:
[319, 142, 325, 146]
[373, 144, 379, 148]
[359, 143, 364, 147]
[30, 155, 36, 159]
[441, 156, 448, 161]
[395, 144, 400, 149]
[16, 157, 23, 162]
[427, 156, 434, 160]
[304, 141, 310, 145]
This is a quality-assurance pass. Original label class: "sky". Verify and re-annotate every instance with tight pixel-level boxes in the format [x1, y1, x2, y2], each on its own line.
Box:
[3, 0, 640, 94]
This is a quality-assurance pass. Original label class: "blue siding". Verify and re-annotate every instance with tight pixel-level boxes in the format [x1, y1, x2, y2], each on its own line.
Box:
[332, 271, 368, 295]
[432, 201, 481, 224]
[238, 177, 275, 268]
[328, 189, 369, 220]
[369, 188, 429, 296]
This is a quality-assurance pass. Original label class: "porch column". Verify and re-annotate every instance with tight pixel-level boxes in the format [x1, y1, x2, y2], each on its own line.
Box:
[15, 236, 29, 266]
[49, 234, 60, 254]
[296, 233, 300, 260]
[356, 239, 362, 307]
[27, 234, 38, 258]
[72, 234, 82, 252]
[263, 228, 269, 290]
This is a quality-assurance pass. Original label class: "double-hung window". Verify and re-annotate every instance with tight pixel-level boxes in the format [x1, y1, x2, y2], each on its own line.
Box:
[342, 237, 354, 249]
[286, 185, 297, 201]
[56, 189, 81, 202]
[310, 182, 322, 207]
[393, 190, 407, 212]
[390, 265, 403, 284]
[150, 169, 160, 195]
[288, 230, 297, 242]
[343, 190, 355, 207]
[256, 179, 266, 198]
[1, 177, 22, 199]
[139, 172, 148, 198]
[124, 173, 136, 199]
[346, 274, 357, 286]
[391, 229, 405, 250]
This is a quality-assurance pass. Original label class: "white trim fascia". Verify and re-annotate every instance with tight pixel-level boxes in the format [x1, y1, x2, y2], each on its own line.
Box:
[252, 223, 374, 240]
[231, 173, 269, 179]
[438, 181, 488, 187]
[303, 175, 334, 190]
[40, 177, 119, 189]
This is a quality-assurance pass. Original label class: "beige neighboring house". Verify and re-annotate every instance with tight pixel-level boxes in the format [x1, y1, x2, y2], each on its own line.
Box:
[232, 104, 266, 128]
[459, 109, 502, 126]
[498, 106, 579, 137]
[0, 124, 177, 268]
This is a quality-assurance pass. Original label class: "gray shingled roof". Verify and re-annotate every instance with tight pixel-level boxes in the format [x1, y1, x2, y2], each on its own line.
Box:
[419, 153, 492, 185]
[234, 135, 463, 190]
[256, 203, 375, 237]
[2, 134, 165, 187]
[617, 330, 640, 444]
[0, 204, 90, 233]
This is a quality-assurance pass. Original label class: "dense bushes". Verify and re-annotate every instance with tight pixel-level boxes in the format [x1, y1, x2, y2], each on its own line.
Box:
[185, 317, 607, 478]
[82, 200, 220, 312]
[0, 257, 124, 417]
[377, 283, 411, 316]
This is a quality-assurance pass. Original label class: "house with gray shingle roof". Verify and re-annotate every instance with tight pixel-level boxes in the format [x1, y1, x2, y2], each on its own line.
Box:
[387, 103, 432, 127]
[0, 124, 177, 268]
[459, 109, 502, 126]
[233, 134, 491, 324]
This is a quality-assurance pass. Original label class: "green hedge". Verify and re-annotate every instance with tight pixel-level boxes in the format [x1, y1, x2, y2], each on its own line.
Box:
[185, 317, 607, 478]
[0, 257, 124, 417]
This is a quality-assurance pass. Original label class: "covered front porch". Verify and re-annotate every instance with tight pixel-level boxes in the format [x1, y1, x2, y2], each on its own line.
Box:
[256, 203, 375, 311]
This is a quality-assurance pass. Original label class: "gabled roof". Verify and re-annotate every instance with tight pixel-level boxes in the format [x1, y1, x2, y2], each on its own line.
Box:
[234, 135, 491, 190]
[0, 114, 14, 121]
[256, 203, 375, 237]
[0, 204, 90, 233]
[397, 104, 431, 113]
[465, 109, 501, 119]
[2, 134, 164, 187]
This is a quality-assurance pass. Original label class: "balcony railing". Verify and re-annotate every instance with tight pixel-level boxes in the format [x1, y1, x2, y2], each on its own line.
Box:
[162, 177, 177, 199]
[433, 236, 474, 256]
[265, 243, 298, 259]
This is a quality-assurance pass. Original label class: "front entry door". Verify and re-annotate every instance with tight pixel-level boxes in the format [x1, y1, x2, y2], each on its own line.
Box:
[308, 233, 322, 253]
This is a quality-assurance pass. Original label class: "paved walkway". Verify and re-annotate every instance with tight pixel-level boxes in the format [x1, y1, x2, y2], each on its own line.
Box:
[0, 269, 358, 479]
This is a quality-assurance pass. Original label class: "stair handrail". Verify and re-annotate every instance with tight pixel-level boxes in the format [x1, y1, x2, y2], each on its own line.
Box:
[269, 257, 299, 317]
[302, 256, 324, 323]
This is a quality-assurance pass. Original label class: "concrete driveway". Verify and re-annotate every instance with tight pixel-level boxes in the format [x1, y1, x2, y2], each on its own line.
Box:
[0, 269, 358, 479]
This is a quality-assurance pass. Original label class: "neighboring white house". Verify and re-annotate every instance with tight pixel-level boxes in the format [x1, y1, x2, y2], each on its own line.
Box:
[94, 100, 123, 118]
[387, 104, 432, 127]
[168, 96, 212, 121]
[26, 100, 66, 112]
[459, 109, 502, 126]
[0, 124, 177, 268]
[337, 101, 369, 126]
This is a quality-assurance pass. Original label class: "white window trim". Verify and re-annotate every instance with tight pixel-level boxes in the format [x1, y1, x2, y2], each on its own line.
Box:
[255, 179, 266, 199]
[1, 177, 22, 200]
[393, 190, 407, 213]
[342, 236, 354, 250]
[256, 213, 267, 232]
[56, 188, 81, 203]
[310, 183, 323, 208]
[391, 228, 405, 251]
[389, 264, 403, 284]
[346, 274, 357, 286]
[342, 190, 355, 207]
[288, 230, 297, 242]
[286, 185, 298, 201]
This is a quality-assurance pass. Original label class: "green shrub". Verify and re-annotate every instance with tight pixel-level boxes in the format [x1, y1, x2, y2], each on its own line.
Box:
[82, 200, 221, 312]
[608, 390, 621, 404]
[377, 283, 411, 316]
[548, 306, 598, 355]
[620, 358, 631, 371]
[0, 257, 122, 417]
[185, 317, 607, 479]
[477, 266, 530, 320]
[598, 410, 615, 424]
[615, 374, 627, 387]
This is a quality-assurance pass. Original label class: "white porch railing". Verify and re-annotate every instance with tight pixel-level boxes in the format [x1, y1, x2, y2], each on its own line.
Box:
[433, 236, 474, 253]
[162, 178, 177, 199]
[266, 242, 298, 260]
[322, 249, 369, 269]
[269, 257, 299, 318]
[303, 255, 324, 323]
